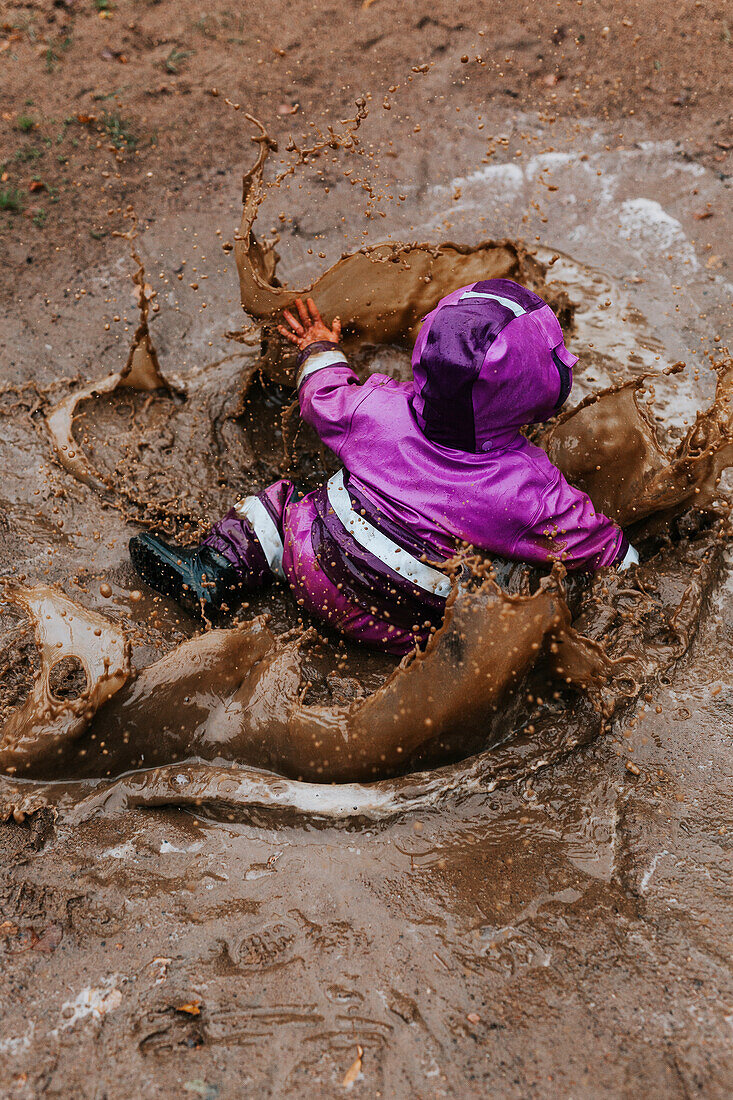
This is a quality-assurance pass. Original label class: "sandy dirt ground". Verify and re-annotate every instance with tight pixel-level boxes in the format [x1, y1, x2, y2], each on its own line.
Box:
[1, 2, 732, 1097]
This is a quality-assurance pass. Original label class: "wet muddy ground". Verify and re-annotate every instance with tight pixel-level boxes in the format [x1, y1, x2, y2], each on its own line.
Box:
[2, 4, 733, 1098]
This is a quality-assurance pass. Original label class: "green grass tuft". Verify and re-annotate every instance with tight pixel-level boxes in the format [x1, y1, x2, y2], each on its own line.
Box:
[164, 47, 194, 74]
[0, 187, 24, 213]
[14, 145, 44, 163]
[103, 112, 137, 151]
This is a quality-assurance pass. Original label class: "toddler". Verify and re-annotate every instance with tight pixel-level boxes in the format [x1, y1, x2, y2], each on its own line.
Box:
[130, 280, 638, 654]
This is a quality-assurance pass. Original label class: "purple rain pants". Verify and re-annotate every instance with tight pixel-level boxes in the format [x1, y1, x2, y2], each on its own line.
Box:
[201, 479, 445, 655]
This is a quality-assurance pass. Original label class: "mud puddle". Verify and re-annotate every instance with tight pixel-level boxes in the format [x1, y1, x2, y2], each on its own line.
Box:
[1, 114, 732, 1098]
[1, 123, 732, 826]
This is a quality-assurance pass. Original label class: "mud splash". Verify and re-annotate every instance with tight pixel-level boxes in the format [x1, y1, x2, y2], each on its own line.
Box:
[0, 566, 611, 784]
[1, 122, 732, 823]
[0, 524, 724, 824]
[46, 249, 185, 494]
[0, 583, 130, 777]
[543, 361, 733, 530]
[232, 117, 573, 384]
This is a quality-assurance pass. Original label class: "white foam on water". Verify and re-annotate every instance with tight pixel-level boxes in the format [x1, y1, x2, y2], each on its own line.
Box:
[617, 198, 698, 268]
[430, 160, 525, 196]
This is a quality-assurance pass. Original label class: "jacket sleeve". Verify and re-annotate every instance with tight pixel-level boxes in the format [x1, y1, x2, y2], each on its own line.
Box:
[515, 456, 630, 572]
[296, 343, 372, 459]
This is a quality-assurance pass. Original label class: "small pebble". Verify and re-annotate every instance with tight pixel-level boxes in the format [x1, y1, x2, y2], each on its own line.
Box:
[100, 583, 112, 598]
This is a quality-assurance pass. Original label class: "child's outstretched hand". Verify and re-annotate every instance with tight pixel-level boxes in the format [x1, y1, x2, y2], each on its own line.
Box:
[278, 297, 342, 350]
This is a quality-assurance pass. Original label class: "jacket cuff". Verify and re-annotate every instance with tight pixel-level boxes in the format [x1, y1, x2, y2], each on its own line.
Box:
[295, 341, 345, 368]
[296, 343, 348, 388]
[615, 535, 640, 571]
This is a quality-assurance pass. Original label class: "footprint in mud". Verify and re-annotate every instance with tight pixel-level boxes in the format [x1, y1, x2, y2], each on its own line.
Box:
[216, 910, 370, 976]
[219, 919, 299, 974]
[294, 910, 371, 956]
[136, 1002, 207, 1056]
[205, 1002, 325, 1048]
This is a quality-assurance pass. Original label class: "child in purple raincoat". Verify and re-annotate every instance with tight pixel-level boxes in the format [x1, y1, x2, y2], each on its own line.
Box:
[130, 280, 638, 654]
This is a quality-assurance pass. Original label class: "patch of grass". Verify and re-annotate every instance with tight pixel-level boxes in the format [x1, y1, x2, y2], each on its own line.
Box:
[32, 207, 47, 228]
[96, 0, 112, 10]
[14, 145, 44, 164]
[103, 111, 137, 151]
[164, 47, 194, 73]
[0, 187, 24, 213]
[15, 114, 35, 132]
[45, 36, 73, 72]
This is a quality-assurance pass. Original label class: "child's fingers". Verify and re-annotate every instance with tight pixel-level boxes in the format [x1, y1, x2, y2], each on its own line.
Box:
[306, 297, 323, 324]
[282, 309, 304, 335]
[332, 317, 342, 340]
[295, 297, 311, 327]
[277, 324, 301, 346]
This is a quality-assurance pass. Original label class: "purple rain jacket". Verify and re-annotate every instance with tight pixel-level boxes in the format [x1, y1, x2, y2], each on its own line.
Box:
[296, 278, 629, 572]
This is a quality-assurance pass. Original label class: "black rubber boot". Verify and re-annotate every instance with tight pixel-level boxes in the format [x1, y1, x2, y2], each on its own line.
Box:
[129, 532, 247, 621]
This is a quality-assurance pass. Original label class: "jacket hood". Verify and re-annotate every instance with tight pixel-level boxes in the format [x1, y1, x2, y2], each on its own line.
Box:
[410, 278, 577, 451]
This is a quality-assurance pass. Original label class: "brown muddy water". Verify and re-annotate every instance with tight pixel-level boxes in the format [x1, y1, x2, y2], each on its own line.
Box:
[1, 121, 732, 1097]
